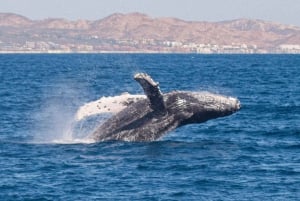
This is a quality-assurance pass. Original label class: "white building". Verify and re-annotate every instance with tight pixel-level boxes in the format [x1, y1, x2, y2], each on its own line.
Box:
[278, 44, 300, 53]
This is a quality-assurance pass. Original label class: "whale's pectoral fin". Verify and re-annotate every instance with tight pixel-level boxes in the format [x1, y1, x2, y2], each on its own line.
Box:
[134, 73, 166, 112]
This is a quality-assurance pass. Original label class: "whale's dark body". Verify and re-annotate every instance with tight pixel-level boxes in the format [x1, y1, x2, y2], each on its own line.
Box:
[91, 73, 240, 142]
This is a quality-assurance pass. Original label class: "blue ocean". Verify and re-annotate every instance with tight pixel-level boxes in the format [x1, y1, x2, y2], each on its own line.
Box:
[0, 54, 299, 200]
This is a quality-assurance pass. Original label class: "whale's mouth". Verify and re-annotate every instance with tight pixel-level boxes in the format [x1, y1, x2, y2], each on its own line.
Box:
[230, 97, 241, 111]
[228, 97, 242, 111]
[236, 100, 241, 110]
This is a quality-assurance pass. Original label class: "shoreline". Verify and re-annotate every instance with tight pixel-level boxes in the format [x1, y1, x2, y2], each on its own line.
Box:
[0, 51, 299, 54]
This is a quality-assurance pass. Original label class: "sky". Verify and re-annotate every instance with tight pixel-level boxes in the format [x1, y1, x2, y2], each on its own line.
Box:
[0, 0, 299, 26]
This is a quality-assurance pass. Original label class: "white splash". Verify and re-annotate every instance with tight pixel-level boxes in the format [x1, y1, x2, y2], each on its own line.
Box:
[32, 90, 145, 144]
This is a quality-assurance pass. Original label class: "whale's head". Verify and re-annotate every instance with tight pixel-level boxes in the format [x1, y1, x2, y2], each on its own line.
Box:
[166, 91, 241, 125]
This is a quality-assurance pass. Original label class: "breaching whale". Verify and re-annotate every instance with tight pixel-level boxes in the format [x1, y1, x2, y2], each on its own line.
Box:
[90, 73, 240, 142]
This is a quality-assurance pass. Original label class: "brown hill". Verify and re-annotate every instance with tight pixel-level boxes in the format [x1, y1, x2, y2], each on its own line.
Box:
[0, 13, 32, 27]
[0, 12, 299, 52]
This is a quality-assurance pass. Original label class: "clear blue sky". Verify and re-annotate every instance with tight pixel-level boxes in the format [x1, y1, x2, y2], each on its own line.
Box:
[0, 0, 299, 26]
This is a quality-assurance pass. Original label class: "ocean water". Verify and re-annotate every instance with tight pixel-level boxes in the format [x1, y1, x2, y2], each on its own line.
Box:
[0, 54, 299, 200]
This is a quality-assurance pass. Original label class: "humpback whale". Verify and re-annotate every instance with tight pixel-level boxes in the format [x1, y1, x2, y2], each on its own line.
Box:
[90, 73, 240, 142]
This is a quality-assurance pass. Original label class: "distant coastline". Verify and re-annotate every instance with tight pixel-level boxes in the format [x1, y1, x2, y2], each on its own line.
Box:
[1, 12, 299, 54]
[1, 51, 299, 54]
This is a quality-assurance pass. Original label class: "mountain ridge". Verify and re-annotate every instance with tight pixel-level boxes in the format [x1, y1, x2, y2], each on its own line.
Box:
[0, 12, 299, 53]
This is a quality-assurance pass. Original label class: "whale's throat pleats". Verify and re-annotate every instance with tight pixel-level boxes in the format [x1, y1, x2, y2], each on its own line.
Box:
[134, 73, 166, 112]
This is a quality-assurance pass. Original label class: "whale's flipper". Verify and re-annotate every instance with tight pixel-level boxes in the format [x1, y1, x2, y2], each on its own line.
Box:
[75, 93, 146, 121]
[134, 73, 166, 112]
